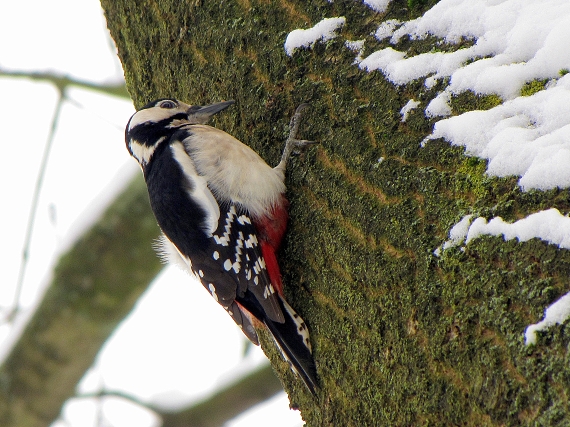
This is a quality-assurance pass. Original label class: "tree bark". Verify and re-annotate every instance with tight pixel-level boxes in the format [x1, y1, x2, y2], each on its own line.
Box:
[45, 0, 570, 425]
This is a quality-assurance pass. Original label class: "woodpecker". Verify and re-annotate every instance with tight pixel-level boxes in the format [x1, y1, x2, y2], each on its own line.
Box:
[125, 98, 317, 394]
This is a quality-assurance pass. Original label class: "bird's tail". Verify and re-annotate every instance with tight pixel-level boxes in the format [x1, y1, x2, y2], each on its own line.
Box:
[264, 296, 318, 395]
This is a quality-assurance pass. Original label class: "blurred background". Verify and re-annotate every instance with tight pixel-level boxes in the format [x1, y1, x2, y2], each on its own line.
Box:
[0, 1, 302, 425]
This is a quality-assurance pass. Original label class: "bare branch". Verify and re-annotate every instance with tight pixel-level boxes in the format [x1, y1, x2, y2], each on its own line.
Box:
[158, 364, 283, 427]
[9, 90, 65, 322]
[0, 69, 129, 99]
[73, 364, 283, 427]
[0, 176, 162, 427]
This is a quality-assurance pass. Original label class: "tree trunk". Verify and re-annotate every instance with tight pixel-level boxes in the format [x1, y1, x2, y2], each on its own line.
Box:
[94, 0, 570, 425]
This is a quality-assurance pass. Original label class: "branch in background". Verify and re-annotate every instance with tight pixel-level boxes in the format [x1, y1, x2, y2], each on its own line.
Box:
[159, 364, 283, 427]
[0, 176, 162, 427]
[0, 68, 129, 99]
[73, 363, 282, 427]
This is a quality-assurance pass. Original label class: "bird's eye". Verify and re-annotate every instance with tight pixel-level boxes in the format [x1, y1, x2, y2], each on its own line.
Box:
[159, 100, 177, 109]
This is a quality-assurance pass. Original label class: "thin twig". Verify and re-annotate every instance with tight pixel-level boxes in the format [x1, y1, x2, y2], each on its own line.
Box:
[9, 90, 65, 321]
[75, 390, 159, 412]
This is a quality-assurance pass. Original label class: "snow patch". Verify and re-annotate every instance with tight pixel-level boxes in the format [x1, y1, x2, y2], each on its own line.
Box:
[345, 40, 366, 64]
[525, 292, 570, 345]
[437, 209, 570, 343]
[400, 99, 420, 122]
[425, 91, 452, 118]
[284, 17, 346, 56]
[284, 0, 570, 349]
[363, 0, 392, 13]
[426, 75, 570, 191]
[434, 214, 473, 256]
[375, 19, 400, 41]
[437, 209, 570, 251]
[362, 0, 570, 100]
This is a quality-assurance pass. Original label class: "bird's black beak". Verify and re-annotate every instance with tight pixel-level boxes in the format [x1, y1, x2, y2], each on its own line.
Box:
[187, 100, 235, 124]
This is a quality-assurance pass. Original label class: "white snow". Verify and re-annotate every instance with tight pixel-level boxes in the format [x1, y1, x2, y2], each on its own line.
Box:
[426, 75, 570, 190]
[357, 0, 570, 196]
[439, 209, 570, 342]
[438, 209, 570, 252]
[467, 209, 570, 248]
[362, 0, 392, 13]
[400, 99, 420, 122]
[284, 17, 346, 56]
[435, 214, 473, 255]
[425, 91, 452, 118]
[345, 0, 570, 343]
[361, 0, 570, 100]
[375, 19, 400, 41]
[345, 39, 366, 64]
[525, 292, 570, 345]
[283, 0, 570, 343]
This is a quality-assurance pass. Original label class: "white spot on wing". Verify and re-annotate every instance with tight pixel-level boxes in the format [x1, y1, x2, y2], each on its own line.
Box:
[237, 215, 251, 225]
[263, 283, 275, 299]
[209, 283, 219, 301]
[245, 234, 258, 248]
[213, 206, 237, 247]
[281, 298, 312, 352]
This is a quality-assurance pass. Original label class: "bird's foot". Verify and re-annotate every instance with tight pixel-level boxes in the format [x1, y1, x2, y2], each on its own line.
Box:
[276, 104, 317, 170]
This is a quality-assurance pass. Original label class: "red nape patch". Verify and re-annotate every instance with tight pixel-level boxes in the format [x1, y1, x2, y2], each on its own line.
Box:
[260, 242, 283, 295]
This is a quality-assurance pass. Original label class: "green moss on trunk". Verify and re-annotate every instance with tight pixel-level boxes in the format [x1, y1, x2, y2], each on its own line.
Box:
[101, 0, 570, 425]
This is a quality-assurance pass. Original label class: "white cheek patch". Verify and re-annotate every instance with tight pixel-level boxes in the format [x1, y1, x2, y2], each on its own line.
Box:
[129, 137, 164, 164]
[170, 141, 220, 235]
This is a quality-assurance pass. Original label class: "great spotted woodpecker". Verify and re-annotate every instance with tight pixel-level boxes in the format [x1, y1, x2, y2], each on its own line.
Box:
[125, 99, 317, 394]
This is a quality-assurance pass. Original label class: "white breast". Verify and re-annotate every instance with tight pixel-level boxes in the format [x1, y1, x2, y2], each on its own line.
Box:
[182, 125, 286, 218]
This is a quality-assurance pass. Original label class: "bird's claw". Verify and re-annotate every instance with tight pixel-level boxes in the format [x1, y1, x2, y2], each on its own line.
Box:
[277, 104, 317, 169]
[290, 138, 318, 150]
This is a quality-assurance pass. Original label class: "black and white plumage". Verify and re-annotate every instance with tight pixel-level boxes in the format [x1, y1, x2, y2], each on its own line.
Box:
[125, 98, 317, 394]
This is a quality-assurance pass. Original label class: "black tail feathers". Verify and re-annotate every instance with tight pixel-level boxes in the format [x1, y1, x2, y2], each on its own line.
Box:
[264, 296, 318, 395]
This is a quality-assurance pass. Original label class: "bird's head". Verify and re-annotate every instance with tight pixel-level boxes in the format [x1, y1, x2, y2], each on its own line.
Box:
[125, 98, 234, 166]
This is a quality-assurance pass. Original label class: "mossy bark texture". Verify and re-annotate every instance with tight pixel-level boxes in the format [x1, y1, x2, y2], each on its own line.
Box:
[100, 0, 570, 426]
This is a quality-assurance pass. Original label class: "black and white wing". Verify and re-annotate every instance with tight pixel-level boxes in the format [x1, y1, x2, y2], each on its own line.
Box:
[146, 129, 284, 343]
